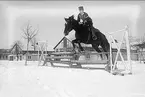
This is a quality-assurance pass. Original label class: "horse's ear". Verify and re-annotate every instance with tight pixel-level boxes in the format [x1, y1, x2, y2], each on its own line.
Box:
[64, 18, 69, 22]
[71, 15, 74, 19]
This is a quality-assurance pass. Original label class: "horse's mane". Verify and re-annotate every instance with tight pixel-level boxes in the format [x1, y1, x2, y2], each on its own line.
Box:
[68, 15, 78, 24]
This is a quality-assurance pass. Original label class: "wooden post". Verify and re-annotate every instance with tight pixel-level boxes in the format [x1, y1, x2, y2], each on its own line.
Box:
[125, 25, 132, 74]
[63, 38, 67, 51]
[38, 44, 40, 64]
[38, 43, 41, 66]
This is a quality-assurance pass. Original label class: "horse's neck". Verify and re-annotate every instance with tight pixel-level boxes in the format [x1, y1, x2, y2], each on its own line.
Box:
[72, 20, 89, 36]
[77, 25, 88, 33]
[73, 22, 80, 32]
[74, 25, 90, 39]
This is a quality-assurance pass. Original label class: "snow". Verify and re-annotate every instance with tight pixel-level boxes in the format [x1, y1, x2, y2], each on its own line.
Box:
[0, 60, 145, 97]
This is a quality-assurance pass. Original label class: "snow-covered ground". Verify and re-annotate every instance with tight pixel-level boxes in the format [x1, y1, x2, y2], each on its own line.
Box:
[0, 60, 145, 97]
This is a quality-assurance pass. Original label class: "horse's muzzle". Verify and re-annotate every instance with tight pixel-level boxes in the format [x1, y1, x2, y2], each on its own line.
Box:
[64, 32, 68, 36]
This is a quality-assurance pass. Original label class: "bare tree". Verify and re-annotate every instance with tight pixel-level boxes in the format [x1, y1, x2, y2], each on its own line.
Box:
[12, 40, 24, 49]
[10, 40, 23, 61]
[31, 37, 37, 51]
[22, 22, 38, 65]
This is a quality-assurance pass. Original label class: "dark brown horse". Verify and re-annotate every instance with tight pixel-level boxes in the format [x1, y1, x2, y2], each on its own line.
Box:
[64, 15, 110, 59]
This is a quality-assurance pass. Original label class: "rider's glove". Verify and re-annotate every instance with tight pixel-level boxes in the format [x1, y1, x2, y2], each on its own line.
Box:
[79, 22, 83, 24]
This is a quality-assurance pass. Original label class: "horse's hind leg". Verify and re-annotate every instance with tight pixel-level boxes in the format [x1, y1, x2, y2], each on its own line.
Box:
[101, 43, 117, 71]
[101, 43, 110, 60]
[92, 44, 103, 59]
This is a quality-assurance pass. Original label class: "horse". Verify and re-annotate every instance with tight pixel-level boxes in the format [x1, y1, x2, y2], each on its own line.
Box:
[64, 15, 110, 60]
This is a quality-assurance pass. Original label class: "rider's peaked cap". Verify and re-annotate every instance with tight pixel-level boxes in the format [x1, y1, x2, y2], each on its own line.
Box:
[78, 6, 84, 10]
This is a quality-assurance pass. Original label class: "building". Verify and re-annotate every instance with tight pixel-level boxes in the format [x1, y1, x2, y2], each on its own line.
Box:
[22, 50, 54, 61]
[0, 42, 54, 61]
[9, 43, 23, 61]
[0, 49, 10, 60]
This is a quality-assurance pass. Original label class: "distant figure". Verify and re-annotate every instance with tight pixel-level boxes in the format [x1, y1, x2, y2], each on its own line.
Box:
[77, 6, 97, 40]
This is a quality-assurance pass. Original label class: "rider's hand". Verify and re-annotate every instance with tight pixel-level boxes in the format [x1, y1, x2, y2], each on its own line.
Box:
[79, 22, 83, 24]
[84, 20, 87, 23]
[80, 19, 83, 23]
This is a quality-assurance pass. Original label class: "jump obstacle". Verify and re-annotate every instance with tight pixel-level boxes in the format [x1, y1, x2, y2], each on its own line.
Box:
[107, 25, 132, 75]
[43, 26, 132, 75]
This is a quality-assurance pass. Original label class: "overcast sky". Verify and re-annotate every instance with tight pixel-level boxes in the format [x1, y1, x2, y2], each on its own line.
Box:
[0, 1, 145, 50]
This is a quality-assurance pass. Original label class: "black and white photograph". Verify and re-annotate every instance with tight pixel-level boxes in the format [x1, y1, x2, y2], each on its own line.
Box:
[0, 1, 145, 97]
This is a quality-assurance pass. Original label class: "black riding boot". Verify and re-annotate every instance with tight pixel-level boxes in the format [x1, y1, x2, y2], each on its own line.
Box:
[91, 28, 97, 40]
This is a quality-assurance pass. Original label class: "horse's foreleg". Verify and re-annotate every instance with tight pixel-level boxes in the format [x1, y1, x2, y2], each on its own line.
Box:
[77, 41, 84, 51]
[72, 40, 76, 52]
[72, 39, 84, 52]
[72, 40, 76, 48]
[72, 39, 79, 52]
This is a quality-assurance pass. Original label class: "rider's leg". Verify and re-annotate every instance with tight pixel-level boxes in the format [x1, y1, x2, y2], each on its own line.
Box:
[91, 27, 97, 40]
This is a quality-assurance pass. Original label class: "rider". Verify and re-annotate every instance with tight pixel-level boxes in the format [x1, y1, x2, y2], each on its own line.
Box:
[77, 6, 97, 40]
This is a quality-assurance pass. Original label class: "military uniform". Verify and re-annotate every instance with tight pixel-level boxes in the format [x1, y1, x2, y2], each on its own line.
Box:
[77, 12, 89, 24]
[77, 11, 97, 40]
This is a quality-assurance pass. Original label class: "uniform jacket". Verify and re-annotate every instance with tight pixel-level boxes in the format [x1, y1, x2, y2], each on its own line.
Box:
[77, 12, 93, 26]
[77, 12, 89, 23]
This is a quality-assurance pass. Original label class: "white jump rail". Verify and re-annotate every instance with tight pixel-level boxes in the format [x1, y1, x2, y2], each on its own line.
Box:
[106, 25, 132, 74]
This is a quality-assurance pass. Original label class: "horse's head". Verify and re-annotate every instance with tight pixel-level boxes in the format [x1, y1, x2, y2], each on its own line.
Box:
[64, 15, 76, 36]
